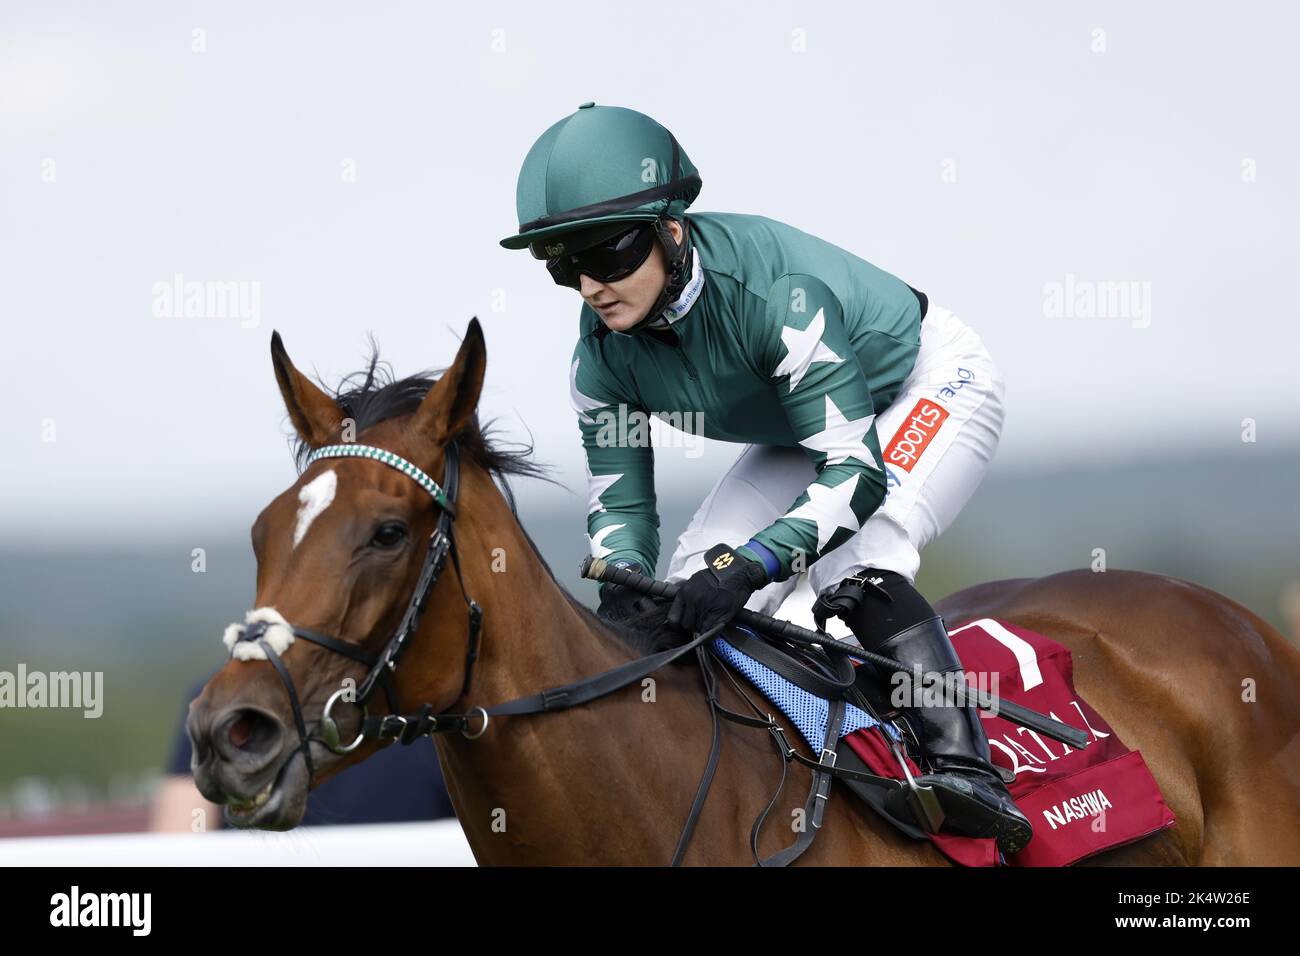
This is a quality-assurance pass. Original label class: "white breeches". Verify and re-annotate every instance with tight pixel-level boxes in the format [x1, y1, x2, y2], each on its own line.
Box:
[665, 305, 1006, 639]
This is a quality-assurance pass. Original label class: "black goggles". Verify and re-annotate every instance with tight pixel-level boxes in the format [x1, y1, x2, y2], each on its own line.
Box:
[530, 222, 658, 289]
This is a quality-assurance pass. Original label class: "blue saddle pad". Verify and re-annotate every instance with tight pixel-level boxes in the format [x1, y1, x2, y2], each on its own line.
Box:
[713, 627, 902, 750]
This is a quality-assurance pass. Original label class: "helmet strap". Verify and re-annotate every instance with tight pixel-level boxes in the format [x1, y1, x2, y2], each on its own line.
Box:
[623, 216, 693, 334]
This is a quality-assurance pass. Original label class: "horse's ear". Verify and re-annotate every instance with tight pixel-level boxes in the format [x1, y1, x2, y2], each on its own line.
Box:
[414, 319, 487, 446]
[270, 331, 344, 447]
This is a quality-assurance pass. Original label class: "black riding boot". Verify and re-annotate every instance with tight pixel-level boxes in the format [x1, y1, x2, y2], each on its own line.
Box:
[817, 571, 1033, 854]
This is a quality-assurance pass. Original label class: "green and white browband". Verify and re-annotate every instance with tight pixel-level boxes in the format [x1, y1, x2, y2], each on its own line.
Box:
[305, 444, 451, 510]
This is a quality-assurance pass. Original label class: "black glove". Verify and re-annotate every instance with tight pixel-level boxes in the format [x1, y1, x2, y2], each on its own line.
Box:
[667, 543, 769, 635]
[596, 561, 659, 624]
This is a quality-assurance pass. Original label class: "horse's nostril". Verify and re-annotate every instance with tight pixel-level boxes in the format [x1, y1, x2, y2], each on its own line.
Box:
[228, 712, 258, 749]
[221, 708, 281, 757]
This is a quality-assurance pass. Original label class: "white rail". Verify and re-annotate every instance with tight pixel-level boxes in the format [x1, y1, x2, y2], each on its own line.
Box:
[0, 820, 476, 866]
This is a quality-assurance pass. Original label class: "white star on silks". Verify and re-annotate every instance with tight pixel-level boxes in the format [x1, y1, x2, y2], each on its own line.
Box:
[799, 394, 880, 469]
[587, 522, 627, 559]
[784, 474, 865, 553]
[585, 462, 625, 516]
[772, 308, 844, 392]
[570, 357, 607, 424]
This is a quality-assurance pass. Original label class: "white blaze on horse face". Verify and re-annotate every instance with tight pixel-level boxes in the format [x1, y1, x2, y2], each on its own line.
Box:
[293, 469, 338, 548]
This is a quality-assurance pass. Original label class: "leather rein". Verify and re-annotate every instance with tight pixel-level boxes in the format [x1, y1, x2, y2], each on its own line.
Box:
[226, 438, 909, 865]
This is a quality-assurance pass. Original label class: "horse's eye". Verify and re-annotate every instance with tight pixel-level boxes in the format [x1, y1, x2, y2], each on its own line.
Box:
[370, 522, 408, 550]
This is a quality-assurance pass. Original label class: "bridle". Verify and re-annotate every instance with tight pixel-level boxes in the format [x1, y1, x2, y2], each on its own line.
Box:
[226, 440, 484, 785]
[222, 436, 915, 865]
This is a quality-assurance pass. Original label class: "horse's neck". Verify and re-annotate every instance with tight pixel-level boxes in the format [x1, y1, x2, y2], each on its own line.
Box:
[432, 468, 704, 865]
[451, 468, 619, 701]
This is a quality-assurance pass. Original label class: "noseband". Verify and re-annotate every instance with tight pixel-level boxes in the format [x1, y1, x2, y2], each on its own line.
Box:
[226, 440, 483, 785]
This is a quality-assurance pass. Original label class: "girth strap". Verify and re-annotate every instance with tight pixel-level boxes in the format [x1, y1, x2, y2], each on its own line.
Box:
[756, 696, 846, 867]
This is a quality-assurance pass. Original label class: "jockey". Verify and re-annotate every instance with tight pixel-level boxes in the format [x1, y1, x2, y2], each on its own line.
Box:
[500, 103, 1032, 854]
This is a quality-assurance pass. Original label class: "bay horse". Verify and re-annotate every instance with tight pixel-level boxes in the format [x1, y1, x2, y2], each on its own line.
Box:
[188, 319, 1300, 865]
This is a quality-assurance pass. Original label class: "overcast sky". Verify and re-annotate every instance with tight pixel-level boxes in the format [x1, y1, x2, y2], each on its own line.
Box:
[2, 1, 1296, 543]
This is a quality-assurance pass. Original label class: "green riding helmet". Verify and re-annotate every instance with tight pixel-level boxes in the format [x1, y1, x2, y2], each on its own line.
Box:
[500, 102, 702, 252]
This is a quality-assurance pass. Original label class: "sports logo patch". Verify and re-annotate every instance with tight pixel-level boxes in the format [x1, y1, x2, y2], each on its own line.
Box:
[883, 400, 949, 472]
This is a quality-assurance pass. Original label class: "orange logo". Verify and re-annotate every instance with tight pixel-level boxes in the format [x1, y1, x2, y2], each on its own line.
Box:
[883, 400, 949, 473]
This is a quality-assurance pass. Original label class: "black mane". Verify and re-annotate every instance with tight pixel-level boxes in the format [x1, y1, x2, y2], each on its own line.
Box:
[291, 340, 550, 494]
[290, 339, 689, 659]
[577, 602, 690, 656]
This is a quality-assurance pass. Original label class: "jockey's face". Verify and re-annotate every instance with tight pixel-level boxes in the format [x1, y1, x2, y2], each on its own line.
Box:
[579, 218, 684, 332]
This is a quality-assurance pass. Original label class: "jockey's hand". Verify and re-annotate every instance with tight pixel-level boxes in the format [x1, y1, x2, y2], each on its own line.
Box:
[668, 544, 769, 636]
[597, 561, 659, 624]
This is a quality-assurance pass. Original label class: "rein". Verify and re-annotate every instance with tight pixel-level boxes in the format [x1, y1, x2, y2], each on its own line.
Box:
[224, 438, 912, 866]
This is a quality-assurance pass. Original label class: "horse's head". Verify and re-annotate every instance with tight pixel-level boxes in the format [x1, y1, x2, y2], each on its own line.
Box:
[188, 320, 490, 829]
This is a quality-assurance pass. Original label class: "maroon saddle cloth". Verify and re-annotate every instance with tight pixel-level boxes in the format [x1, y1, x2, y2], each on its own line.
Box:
[840, 617, 1177, 866]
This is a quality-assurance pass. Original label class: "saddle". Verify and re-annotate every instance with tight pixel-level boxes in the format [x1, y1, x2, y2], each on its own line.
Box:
[713, 619, 1176, 867]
